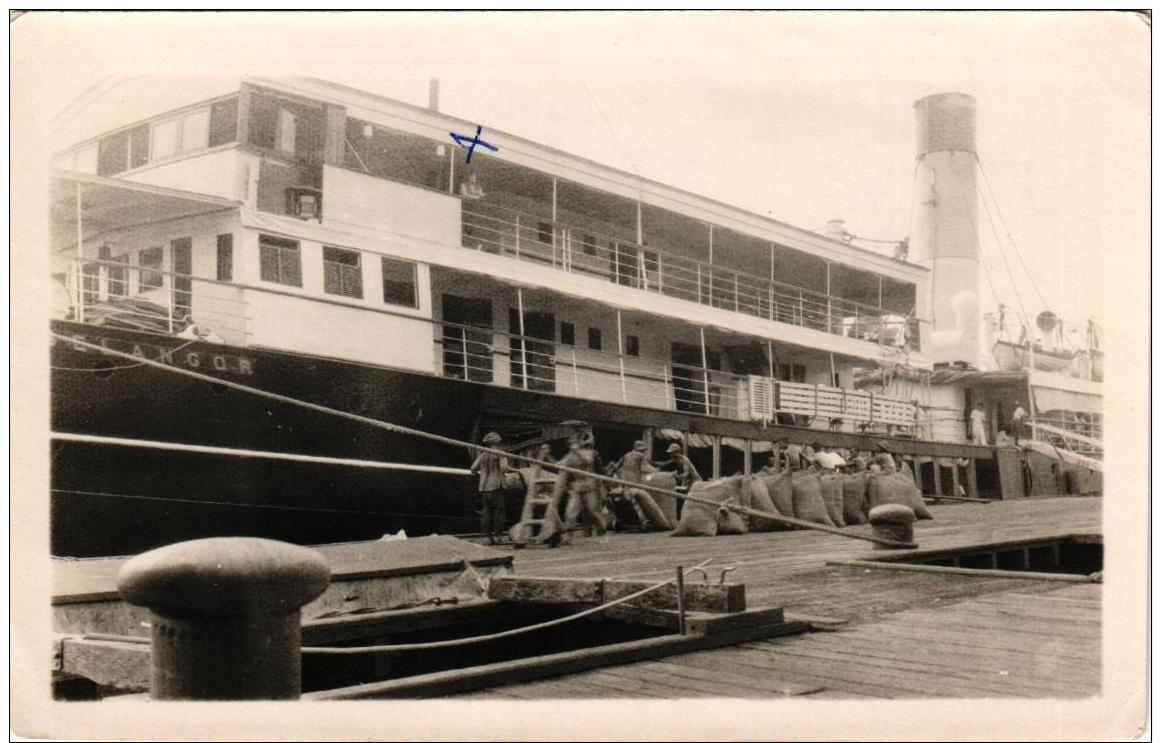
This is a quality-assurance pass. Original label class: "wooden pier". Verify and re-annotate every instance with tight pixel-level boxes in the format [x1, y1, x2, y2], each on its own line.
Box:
[460, 495, 1101, 700]
[52, 496, 1100, 700]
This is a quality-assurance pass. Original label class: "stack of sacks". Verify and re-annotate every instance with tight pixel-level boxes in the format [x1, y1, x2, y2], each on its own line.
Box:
[672, 476, 749, 537]
[790, 470, 835, 526]
[817, 471, 846, 527]
[626, 485, 674, 531]
[842, 472, 870, 525]
[867, 469, 934, 520]
[745, 474, 789, 532]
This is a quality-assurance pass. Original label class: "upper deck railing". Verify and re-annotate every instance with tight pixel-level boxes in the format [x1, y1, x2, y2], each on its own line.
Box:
[460, 202, 921, 352]
[55, 257, 920, 436]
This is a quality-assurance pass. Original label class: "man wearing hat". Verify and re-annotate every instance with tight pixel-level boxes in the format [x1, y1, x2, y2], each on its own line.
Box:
[613, 440, 659, 530]
[471, 431, 511, 544]
[662, 443, 702, 489]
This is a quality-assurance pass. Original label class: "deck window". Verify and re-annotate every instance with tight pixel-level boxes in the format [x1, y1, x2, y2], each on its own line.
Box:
[381, 256, 418, 308]
[138, 246, 164, 290]
[538, 222, 553, 244]
[560, 321, 575, 346]
[626, 334, 640, 357]
[128, 126, 150, 169]
[208, 97, 239, 147]
[323, 247, 363, 299]
[259, 235, 302, 287]
[216, 234, 233, 282]
[96, 131, 128, 176]
[151, 118, 179, 160]
[588, 327, 602, 351]
[181, 109, 211, 152]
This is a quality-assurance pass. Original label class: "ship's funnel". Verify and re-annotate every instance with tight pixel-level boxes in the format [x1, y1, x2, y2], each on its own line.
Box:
[913, 93, 980, 366]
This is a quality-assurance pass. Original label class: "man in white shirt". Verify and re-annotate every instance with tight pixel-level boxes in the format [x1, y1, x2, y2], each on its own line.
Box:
[970, 403, 989, 446]
[1011, 402, 1029, 445]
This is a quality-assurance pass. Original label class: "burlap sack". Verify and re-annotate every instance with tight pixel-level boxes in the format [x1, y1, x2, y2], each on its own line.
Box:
[842, 473, 870, 525]
[818, 472, 846, 527]
[759, 472, 795, 517]
[745, 475, 787, 532]
[791, 471, 835, 526]
[868, 472, 933, 520]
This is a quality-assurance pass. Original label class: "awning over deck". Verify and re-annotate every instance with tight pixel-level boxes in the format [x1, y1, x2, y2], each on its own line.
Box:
[51, 170, 240, 255]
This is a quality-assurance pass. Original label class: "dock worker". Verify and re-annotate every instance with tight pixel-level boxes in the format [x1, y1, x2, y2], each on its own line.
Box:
[552, 432, 607, 540]
[614, 440, 660, 530]
[759, 454, 781, 475]
[1011, 402, 1029, 445]
[970, 403, 989, 446]
[471, 432, 511, 545]
[661, 443, 702, 488]
[614, 440, 655, 485]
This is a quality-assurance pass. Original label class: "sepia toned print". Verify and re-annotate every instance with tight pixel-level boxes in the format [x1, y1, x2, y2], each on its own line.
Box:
[11, 10, 1148, 741]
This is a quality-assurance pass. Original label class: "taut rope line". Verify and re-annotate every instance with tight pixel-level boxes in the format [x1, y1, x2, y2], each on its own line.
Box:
[51, 332, 916, 549]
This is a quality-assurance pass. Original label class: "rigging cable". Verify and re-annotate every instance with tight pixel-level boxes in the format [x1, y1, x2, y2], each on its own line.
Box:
[976, 181, 1034, 331]
[974, 156, 1052, 311]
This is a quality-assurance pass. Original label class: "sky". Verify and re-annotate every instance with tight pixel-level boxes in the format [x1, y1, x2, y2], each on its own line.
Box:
[16, 11, 1150, 348]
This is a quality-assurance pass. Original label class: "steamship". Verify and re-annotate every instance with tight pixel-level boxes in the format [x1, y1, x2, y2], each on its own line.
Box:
[49, 79, 1100, 557]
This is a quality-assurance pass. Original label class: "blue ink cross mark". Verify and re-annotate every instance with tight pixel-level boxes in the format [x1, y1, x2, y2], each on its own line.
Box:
[449, 125, 498, 164]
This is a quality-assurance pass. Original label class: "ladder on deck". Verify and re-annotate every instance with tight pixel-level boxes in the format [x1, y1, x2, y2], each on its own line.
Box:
[509, 471, 564, 548]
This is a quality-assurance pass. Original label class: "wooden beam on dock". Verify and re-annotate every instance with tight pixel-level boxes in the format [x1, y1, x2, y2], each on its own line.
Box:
[305, 617, 809, 700]
[825, 559, 1096, 583]
[488, 576, 746, 613]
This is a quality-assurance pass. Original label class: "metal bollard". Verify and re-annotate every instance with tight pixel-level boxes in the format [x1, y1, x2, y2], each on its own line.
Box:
[868, 504, 916, 549]
[117, 537, 330, 700]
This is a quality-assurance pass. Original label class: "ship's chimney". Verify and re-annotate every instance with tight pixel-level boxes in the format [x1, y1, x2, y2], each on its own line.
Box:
[428, 79, 440, 112]
[913, 93, 980, 366]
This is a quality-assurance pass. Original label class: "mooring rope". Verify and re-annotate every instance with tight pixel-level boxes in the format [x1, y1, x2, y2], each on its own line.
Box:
[50, 332, 916, 548]
[51, 432, 473, 476]
[299, 559, 713, 655]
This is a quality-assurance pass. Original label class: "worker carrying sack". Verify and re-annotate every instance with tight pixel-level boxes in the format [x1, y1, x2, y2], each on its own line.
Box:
[842, 473, 870, 525]
[759, 472, 795, 519]
[791, 471, 835, 527]
[745, 475, 786, 532]
[818, 472, 846, 527]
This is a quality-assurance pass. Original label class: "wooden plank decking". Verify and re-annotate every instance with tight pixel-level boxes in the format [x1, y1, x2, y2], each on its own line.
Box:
[457, 496, 1101, 699]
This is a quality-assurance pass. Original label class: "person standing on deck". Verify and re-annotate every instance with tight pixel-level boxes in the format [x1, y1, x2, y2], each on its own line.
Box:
[970, 403, 989, 446]
[1011, 402, 1029, 445]
[471, 432, 511, 544]
[661, 443, 702, 489]
[552, 432, 607, 540]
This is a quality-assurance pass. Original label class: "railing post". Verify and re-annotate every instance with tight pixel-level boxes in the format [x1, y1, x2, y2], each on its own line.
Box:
[572, 347, 579, 396]
[514, 213, 521, 259]
[697, 264, 703, 304]
[116, 537, 330, 700]
[699, 327, 711, 415]
[616, 310, 628, 404]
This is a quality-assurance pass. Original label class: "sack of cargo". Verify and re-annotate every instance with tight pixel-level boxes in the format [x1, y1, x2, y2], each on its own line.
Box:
[791, 471, 834, 526]
[627, 488, 673, 531]
[643, 471, 679, 530]
[759, 472, 795, 519]
[842, 473, 870, 525]
[868, 472, 933, 520]
[818, 472, 846, 527]
[672, 480, 721, 536]
[673, 477, 746, 537]
[713, 476, 749, 535]
[745, 475, 787, 532]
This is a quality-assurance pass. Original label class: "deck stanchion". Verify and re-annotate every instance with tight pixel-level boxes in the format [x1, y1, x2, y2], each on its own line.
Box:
[116, 537, 330, 700]
[675, 566, 687, 635]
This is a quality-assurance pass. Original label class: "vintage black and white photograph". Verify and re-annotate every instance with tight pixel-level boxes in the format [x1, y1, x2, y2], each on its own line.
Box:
[10, 10, 1149, 740]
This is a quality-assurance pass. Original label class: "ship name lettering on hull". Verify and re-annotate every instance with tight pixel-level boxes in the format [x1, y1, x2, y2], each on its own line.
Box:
[62, 335, 255, 376]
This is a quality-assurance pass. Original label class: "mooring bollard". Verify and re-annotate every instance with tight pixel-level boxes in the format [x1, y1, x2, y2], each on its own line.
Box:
[116, 537, 330, 700]
[868, 504, 917, 549]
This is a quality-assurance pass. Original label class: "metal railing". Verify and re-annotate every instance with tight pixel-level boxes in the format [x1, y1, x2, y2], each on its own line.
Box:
[460, 202, 920, 351]
[59, 258, 250, 345]
[434, 317, 919, 433]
